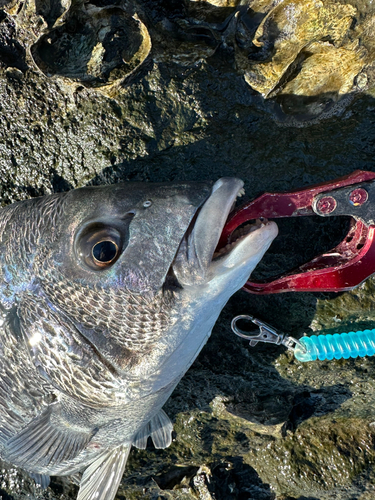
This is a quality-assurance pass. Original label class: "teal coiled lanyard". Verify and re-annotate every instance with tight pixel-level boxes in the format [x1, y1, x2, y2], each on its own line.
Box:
[231, 315, 375, 362]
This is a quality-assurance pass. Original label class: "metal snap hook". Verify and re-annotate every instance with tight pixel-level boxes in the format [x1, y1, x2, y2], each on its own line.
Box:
[231, 314, 304, 351]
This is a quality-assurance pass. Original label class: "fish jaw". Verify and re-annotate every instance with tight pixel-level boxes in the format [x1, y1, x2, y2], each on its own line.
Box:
[208, 219, 278, 294]
[172, 177, 278, 293]
[172, 177, 245, 285]
[140, 218, 278, 396]
[170, 177, 278, 354]
[140, 182, 278, 393]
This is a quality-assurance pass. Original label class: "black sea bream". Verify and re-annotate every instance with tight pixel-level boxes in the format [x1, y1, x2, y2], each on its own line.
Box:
[0, 179, 278, 499]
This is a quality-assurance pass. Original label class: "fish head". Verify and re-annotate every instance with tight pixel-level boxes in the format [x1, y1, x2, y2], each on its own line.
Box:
[37, 178, 276, 304]
[51, 179, 275, 378]
[0, 178, 277, 389]
[49, 181, 215, 295]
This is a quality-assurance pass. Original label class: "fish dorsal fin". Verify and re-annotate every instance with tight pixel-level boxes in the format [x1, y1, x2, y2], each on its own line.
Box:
[77, 444, 130, 500]
[29, 473, 50, 489]
[6, 406, 94, 469]
[133, 409, 173, 450]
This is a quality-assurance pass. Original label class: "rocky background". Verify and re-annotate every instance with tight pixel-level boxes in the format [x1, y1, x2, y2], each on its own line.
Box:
[1, 0, 375, 499]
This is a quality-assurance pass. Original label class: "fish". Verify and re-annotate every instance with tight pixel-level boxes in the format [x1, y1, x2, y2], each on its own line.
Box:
[0, 178, 278, 500]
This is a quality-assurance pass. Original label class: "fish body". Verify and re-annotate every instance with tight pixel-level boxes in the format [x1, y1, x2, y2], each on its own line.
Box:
[0, 179, 277, 499]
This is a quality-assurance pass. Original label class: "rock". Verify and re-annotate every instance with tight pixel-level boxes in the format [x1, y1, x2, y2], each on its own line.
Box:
[1, 1, 375, 499]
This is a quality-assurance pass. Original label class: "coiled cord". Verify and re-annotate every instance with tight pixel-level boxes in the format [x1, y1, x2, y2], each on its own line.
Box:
[294, 330, 375, 362]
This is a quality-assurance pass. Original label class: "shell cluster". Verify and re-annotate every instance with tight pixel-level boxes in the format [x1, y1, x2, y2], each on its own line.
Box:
[186, 0, 375, 121]
[230, 0, 373, 121]
[1, 0, 375, 113]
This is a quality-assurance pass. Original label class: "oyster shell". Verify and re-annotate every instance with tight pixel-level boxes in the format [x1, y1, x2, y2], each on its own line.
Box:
[189, 0, 240, 6]
[222, 0, 375, 121]
[273, 41, 365, 118]
[30, 4, 151, 93]
[236, 0, 357, 97]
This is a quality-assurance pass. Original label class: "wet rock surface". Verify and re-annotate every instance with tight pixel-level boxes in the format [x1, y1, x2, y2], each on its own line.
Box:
[1, 0, 375, 499]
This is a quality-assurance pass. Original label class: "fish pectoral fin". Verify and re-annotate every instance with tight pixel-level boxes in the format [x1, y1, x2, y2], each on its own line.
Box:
[133, 409, 173, 450]
[77, 444, 130, 500]
[69, 472, 82, 486]
[6, 406, 94, 468]
[29, 473, 51, 489]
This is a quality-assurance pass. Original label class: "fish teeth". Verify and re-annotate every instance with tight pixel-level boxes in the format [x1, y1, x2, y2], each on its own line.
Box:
[213, 218, 268, 260]
[213, 241, 236, 259]
[230, 220, 264, 241]
[228, 188, 246, 216]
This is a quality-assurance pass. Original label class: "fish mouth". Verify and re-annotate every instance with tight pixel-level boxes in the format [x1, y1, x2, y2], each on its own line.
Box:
[172, 178, 278, 285]
[212, 218, 269, 260]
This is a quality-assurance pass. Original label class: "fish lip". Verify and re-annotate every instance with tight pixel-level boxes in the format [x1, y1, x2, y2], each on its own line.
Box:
[210, 219, 278, 275]
[195, 178, 246, 268]
[212, 218, 270, 260]
[172, 178, 246, 284]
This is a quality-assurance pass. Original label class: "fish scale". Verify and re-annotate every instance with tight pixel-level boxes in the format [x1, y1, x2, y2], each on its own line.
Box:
[41, 275, 173, 351]
[19, 294, 125, 408]
[0, 179, 277, 500]
[0, 317, 54, 444]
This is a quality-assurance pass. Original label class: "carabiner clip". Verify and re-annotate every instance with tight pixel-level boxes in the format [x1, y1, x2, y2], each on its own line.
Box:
[231, 315, 303, 351]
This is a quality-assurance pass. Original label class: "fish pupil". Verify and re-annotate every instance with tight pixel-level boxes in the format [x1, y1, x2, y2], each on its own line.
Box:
[92, 240, 118, 263]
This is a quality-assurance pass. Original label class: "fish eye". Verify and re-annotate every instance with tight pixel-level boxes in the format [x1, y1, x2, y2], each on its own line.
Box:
[76, 225, 123, 270]
[92, 240, 118, 265]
